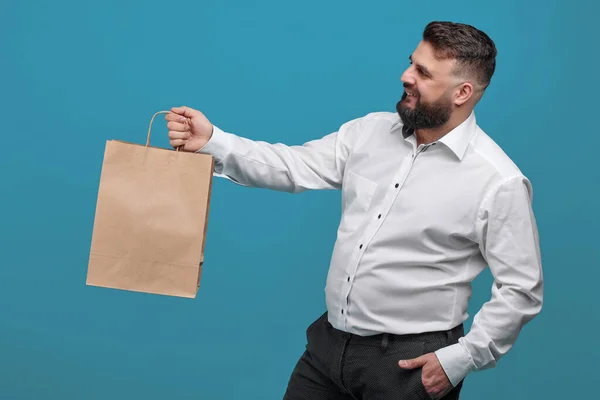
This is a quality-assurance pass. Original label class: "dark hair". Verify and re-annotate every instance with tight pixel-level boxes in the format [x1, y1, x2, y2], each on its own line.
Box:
[423, 21, 497, 88]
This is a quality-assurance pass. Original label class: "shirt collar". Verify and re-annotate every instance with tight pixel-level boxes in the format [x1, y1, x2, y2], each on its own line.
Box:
[391, 111, 477, 161]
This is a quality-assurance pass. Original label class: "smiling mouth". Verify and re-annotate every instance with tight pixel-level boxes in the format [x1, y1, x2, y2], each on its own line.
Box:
[405, 89, 418, 97]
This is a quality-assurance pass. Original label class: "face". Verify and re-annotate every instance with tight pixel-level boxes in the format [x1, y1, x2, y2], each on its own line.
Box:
[396, 40, 460, 130]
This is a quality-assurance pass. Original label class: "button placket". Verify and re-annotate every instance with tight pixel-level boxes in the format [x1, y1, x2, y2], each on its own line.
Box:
[344, 151, 417, 316]
[352, 155, 413, 261]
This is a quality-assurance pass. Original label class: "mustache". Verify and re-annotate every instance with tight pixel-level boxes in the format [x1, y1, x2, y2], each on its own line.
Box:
[403, 84, 418, 95]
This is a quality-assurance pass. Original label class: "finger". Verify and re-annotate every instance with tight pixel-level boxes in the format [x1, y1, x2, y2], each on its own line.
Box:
[398, 356, 426, 369]
[171, 106, 201, 119]
[167, 121, 188, 132]
[168, 130, 190, 140]
[170, 138, 187, 148]
[165, 112, 187, 123]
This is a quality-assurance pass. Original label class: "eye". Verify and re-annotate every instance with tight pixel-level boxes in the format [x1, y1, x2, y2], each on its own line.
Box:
[408, 57, 430, 79]
[416, 67, 430, 79]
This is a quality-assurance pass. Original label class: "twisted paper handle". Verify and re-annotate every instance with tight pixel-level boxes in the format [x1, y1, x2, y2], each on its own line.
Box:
[146, 110, 181, 152]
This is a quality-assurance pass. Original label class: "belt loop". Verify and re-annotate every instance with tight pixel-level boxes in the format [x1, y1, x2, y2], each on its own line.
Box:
[446, 329, 453, 344]
[381, 333, 389, 351]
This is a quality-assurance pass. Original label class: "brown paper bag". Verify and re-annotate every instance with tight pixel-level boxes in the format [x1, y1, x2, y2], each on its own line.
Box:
[86, 111, 214, 298]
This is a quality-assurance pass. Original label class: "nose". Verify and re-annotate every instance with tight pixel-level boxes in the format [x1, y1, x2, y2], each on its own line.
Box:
[401, 66, 416, 86]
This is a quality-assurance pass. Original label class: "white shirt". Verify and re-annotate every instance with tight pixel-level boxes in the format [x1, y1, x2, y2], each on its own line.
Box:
[197, 110, 544, 387]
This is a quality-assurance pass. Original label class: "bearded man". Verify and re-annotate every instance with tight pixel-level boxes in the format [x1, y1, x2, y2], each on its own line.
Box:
[165, 21, 543, 400]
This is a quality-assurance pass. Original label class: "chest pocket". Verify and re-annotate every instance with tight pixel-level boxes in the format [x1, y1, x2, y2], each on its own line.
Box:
[339, 170, 378, 232]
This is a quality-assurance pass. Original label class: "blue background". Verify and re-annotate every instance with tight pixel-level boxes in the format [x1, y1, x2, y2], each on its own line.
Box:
[1, 0, 597, 399]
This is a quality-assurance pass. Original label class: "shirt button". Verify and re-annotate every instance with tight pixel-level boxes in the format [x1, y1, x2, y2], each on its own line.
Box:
[395, 183, 399, 188]
[341, 309, 344, 314]
[347, 276, 350, 282]
[378, 214, 382, 219]
[359, 244, 363, 249]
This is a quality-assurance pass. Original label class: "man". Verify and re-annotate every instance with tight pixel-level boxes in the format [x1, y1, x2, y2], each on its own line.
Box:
[165, 21, 543, 400]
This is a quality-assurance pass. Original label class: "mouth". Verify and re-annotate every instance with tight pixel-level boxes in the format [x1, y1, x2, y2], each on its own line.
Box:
[401, 88, 418, 107]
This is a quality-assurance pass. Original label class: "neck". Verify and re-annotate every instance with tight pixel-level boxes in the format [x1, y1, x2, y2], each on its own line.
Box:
[415, 108, 472, 146]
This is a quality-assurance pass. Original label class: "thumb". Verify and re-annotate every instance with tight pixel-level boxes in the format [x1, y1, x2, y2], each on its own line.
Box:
[171, 106, 201, 119]
[398, 355, 427, 369]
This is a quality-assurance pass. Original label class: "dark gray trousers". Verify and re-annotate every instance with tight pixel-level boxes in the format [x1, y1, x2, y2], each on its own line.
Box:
[283, 312, 465, 400]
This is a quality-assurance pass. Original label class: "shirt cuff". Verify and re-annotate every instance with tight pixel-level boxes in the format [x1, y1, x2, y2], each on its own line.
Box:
[195, 125, 231, 163]
[434, 342, 476, 387]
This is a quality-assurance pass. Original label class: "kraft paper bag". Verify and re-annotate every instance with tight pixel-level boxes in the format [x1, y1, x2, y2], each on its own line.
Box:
[86, 111, 214, 298]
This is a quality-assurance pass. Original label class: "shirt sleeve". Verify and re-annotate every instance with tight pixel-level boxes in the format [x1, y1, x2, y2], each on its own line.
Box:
[195, 118, 363, 193]
[434, 176, 544, 386]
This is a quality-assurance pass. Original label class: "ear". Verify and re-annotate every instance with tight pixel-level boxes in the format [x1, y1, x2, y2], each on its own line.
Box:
[454, 82, 473, 106]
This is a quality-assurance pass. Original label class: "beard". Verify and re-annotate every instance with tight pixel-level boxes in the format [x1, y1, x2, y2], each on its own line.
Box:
[396, 90, 452, 130]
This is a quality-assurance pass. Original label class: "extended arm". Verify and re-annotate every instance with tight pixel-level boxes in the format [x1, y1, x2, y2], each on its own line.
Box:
[197, 119, 363, 193]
